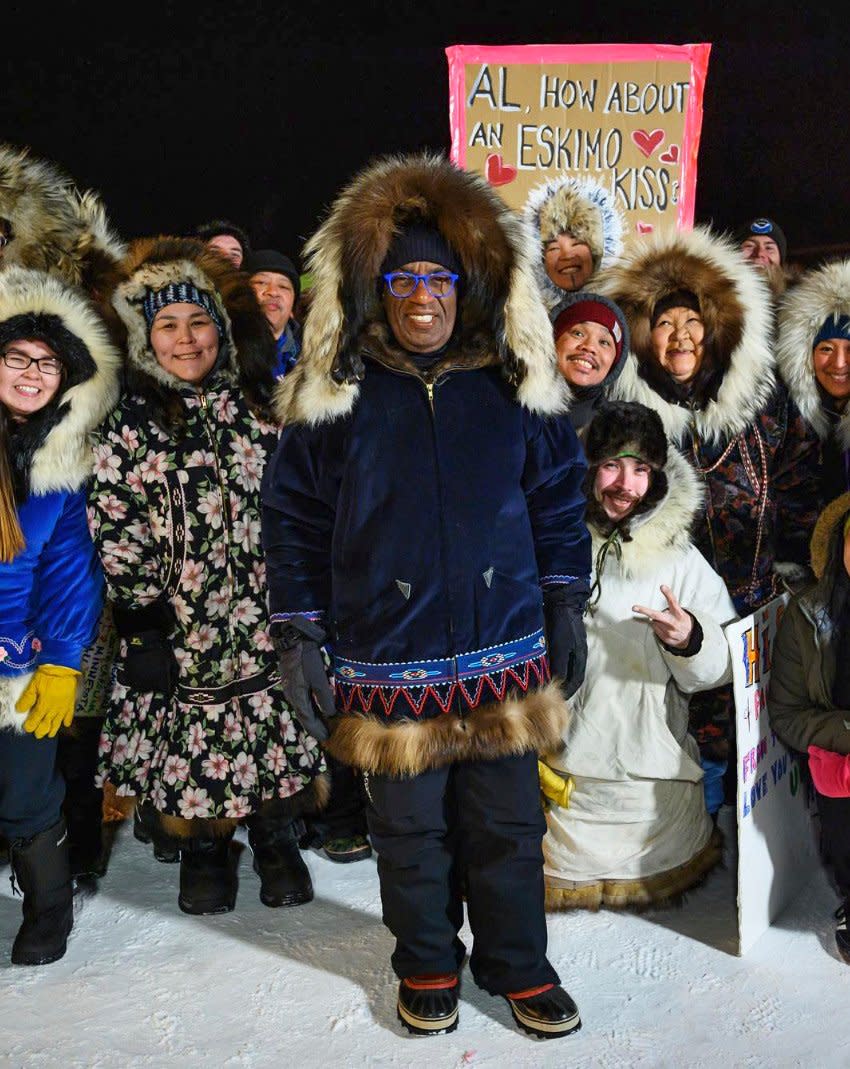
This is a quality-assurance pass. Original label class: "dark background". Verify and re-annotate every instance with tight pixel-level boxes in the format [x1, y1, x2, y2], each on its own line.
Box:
[3, 2, 846, 267]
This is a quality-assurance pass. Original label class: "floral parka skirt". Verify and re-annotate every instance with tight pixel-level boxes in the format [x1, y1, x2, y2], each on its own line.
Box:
[88, 379, 324, 819]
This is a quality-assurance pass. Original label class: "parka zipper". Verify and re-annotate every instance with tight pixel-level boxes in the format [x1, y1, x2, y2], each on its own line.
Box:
[369, 357, 464, 714]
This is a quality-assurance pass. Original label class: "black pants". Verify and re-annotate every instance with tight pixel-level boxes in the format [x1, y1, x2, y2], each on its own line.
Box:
[302, 754, 368, 845]
[0, 727, 64, 840]
[364, 749, 559, 996]
[816, 791, 850, 896]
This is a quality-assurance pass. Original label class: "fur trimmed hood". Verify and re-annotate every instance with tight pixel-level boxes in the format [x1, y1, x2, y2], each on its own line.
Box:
[524, 175, 624, 310]
[0, 267, 121, 494]
[598, 226, 775, 444]
[276, 152, 568, 427]
[0, 143, 125, 297]
[107, 236, 276, 427]
[777, 259, 850, 448]
[590, 448, 702, 579]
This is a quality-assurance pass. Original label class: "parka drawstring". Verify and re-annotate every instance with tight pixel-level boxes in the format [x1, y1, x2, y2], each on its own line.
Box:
[586, 529, 623, 614]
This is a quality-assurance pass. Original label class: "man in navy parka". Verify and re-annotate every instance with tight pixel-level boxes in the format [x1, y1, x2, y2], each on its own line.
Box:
[261, 153, 591, 1039]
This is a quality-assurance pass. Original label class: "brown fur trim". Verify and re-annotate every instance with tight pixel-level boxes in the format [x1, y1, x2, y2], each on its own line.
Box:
[156, 814, 239, 840]
[546, 828, 723, 912]
[325, 681, 570, 777]
[544, 878, 604, 911]
[280, 153, 567, 427]
[102, 785, 136, 823]
[106, 236, 276, 428]
[811, 492, 850, 579]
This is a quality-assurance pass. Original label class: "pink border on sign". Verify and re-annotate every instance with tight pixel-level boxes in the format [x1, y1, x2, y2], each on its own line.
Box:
[446, 43, 711, 230]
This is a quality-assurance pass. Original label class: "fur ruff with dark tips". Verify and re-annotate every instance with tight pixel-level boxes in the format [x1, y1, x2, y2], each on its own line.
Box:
[275, 152, 569, 428]
[325, 681, 571, 777]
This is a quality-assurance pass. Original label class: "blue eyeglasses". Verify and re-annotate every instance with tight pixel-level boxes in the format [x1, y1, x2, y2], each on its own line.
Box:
[383, 271, 459, 299]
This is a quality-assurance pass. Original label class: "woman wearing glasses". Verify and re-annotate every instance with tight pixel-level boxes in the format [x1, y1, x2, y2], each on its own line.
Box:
[0, 266, 120, 965]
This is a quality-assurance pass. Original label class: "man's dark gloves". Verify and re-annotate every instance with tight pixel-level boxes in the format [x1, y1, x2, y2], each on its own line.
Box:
[542, 581, 590, 701]
[272, 616, 336, 742]
[112, 602, 179, 698]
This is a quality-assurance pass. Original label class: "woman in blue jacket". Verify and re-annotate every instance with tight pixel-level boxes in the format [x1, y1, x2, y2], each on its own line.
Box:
[0, 267, 120, 965]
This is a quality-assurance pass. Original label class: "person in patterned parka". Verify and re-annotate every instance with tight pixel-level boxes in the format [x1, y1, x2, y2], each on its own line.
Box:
[597, 226, 821, 809]
[88, 237, 326, 917]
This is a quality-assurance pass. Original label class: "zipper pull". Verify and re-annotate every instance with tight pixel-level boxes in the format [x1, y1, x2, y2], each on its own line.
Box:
[425, 381, 435, 411]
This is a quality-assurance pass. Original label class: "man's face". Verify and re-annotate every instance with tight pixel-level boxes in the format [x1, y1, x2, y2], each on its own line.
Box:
[381, 260, 457, 353]
[250, 271, 296, 337]
[543, 233, 594, 292]
[740, 235, 781, 269]
[207, 234, 243, 267]
[556, 320, 617, 387]
[593, 456, 652, 521]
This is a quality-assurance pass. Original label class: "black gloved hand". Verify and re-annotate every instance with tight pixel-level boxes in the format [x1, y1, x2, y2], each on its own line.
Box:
[543, 581, 590, 701]
[123, 630, 179, 697]
[273, 618, 336, 742]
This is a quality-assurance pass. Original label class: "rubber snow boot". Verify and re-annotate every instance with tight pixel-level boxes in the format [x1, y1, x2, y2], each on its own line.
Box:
[397, 974, 460, 1035]
[178, 836, 236, 915]
[134, 804, 180, 864]
[64, 783, 107, 881]
[505, 983, 582, 1038]
[323, 834, 372, 864]
[9, 818, 74, 966]
[247, 812, 313, 908]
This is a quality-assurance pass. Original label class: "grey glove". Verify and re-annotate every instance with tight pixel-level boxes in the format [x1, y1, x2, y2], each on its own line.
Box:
[274, 618, 336, 742]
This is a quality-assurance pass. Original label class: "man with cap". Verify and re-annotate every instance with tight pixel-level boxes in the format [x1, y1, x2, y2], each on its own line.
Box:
[551, 292, 630, 434]
[243, 249, 302, 379]
[734, 215, 802, 305]
[262, 154, 591, 1039]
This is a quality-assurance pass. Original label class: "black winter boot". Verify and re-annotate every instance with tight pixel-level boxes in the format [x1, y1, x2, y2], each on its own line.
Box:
[835, 900, 850, 963]
[505, 983, 582, 1038]
[134, 804, 181, 863]
[9, 818, 74, 966]
[57, 719, 107, 880]
[247, 812, 313, 908]
[178, 836, 236, 915]
[397, 974, 460, 1035]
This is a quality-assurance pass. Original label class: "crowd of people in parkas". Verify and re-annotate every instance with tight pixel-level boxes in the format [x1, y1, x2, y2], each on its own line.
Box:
[3, 138, 850, 1041]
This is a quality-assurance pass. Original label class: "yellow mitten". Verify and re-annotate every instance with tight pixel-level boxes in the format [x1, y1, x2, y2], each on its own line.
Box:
[538, 761, 574, 809]
[16, 665, 81, 739]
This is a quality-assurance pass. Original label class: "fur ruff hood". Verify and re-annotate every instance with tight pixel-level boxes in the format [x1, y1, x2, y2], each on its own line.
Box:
[0, 267, 121, 494]
[276, 152, 568, 427]
[598, 226, 775, 444]
[0, 143, 125, 296]
[108, 236, 276, 426]
[776, 259, 850, 448]
[590, 449, 702, 579]
[524, 175, 624, 310]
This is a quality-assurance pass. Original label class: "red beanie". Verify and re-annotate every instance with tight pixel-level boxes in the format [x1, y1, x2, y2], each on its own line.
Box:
[553, 299, 625, 365]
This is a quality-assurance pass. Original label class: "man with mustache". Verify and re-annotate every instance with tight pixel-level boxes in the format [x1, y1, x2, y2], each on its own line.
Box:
[541, 401, 738, 910]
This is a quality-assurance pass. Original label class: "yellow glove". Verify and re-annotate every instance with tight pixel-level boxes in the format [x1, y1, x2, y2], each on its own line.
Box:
[16, 665, 81, 739]
[538, 761, 574, 809]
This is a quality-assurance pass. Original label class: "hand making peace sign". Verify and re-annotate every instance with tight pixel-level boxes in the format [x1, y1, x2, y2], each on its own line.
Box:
[632, 584, 694, 650]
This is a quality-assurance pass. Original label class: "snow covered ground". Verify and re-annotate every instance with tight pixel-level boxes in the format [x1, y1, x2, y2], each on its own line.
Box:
[3, 805, 850, 1068]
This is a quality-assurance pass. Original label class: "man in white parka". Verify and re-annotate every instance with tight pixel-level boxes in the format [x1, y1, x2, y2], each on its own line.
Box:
[543, 402, 738, 910]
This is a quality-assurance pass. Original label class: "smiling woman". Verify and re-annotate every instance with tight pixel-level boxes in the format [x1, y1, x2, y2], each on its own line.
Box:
[148, 302, 220, 385]
[0, 340, 64, 420]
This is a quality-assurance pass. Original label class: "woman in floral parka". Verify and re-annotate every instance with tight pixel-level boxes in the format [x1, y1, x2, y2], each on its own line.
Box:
[88, 237, 325, 916]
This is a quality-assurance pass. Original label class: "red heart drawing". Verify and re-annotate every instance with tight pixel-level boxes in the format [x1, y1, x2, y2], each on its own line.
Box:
[632, 129, 665, 158]
[485, 153, 517, 187]
[636, 222, 654, 235]
[660, 144, 680, 165]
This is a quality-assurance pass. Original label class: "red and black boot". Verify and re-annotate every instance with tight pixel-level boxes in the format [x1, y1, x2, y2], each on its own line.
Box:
[397, 973, 460, 1035]
[505, 983, 582, 1038]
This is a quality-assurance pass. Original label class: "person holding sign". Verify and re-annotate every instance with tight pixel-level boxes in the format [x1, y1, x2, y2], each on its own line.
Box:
[541, 401, 736, 910]
[599, 227, 820, 804]
[262, 154, 590, 1040]
[550, 292, 630, 433]
[524, 175, 624, 311]
[769, 492, 850, 964]
[776, 259, 850, 508]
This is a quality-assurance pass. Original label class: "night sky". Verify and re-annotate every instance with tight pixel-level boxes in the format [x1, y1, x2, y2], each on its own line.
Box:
[4, 2, 846, 268]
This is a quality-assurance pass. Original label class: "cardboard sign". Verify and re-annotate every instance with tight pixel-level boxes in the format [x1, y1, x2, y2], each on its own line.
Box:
[727, 595, 819, 955]
[446, 43, 711, 234]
